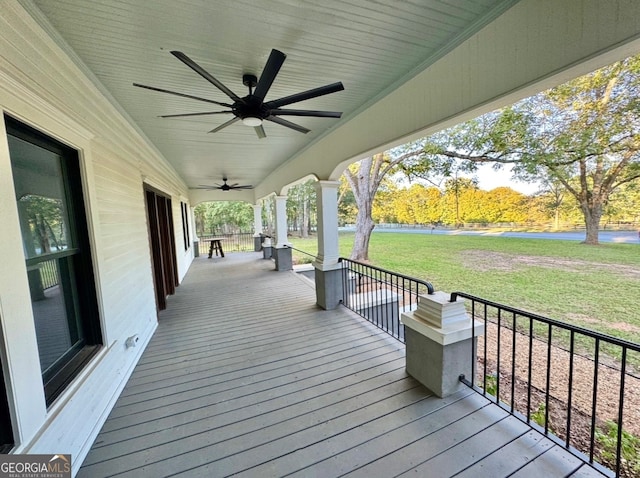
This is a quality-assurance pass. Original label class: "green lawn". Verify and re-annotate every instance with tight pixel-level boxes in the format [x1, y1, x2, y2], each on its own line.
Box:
[288, 232, 640, 344]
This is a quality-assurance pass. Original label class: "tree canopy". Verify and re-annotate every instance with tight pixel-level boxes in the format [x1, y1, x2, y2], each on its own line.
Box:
[417, 54, 640, 244]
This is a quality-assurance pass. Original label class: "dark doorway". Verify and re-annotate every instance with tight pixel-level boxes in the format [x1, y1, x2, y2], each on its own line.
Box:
[144, 187, 178, 311]
[0, 348, 14, 453]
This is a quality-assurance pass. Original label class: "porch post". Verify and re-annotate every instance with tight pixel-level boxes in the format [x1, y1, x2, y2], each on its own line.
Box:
[313, 180, 342, 310]
[401, 292, 484, 397]
[273, 195, 292, 271]
[190, 206, 200, 257]
[252, 203, 263, 252]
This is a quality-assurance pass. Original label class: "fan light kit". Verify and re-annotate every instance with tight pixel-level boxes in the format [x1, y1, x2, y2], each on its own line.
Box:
[241, 116, 263, 127]
[134, 49, 344, 138]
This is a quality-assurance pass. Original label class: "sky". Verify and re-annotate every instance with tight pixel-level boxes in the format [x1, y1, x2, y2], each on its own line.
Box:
[472, 164, 540, 195]
[400, 163, 541, 196]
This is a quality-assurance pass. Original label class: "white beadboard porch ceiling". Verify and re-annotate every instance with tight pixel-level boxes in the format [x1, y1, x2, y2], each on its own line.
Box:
[26, 0, 516, 200]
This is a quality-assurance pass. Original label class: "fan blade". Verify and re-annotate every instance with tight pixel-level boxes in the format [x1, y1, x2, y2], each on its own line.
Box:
[229, 183, 239, 187]
[265, 116, 310, 134]
[255, 125, 266, 139]
[234, 185, 254, 189]
[190, 185, 218, 190]
[159, 111, 233, 118]
[208, 117, 240, 133]
[133, 83, 233, 107]
[253, 49, 286, 100]
[270, 109, 342, 118]
[170, 51, 243, 102]
[265, 82, 344, 109]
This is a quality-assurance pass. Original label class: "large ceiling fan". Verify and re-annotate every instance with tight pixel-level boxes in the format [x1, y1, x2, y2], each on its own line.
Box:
[134, 49, 345, 138]
[190, 177, 253, 192]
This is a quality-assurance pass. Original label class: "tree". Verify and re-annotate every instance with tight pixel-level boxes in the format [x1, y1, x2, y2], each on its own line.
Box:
[343, 152, 419, 261]
[287, 180, 316, 237]
[393, 184, 442, 225]
[442, 177, 478, 225]
[19, 194, 66, 254]
[193, 201, 253, 235]
[420, 55, 640, 244]
[484, 187, 528, 223]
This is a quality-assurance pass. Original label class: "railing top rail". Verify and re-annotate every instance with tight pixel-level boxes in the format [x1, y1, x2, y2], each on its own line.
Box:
[284, 245, 316, 259]
[451, 290, 640, 352]
[340, 256, 435, 295]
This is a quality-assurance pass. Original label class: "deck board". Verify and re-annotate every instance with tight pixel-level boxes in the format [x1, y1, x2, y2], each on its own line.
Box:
[78, 253, 608, 477]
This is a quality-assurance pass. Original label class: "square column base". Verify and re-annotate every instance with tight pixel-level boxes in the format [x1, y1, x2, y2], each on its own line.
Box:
[254, 236, 262, 252]
[274, 246, 292, 271]
[402, 310, 482, 398]
[314, 263, 343, 310]
[262, 245, 272, 259]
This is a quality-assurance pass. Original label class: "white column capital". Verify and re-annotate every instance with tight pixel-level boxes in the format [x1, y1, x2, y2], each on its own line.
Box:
[314, 180, 341, 192]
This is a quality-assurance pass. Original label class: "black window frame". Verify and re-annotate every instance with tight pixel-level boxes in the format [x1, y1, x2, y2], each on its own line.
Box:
[5, 115, 103, 407]
[181, 201, 190, 251]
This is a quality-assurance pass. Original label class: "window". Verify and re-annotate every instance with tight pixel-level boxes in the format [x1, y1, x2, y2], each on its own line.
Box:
[181, 201, 190, 251]
[6, 116, 102, 406]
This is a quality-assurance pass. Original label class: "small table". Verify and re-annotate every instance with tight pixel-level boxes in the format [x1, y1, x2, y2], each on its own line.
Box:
[207, 238, 225, 258]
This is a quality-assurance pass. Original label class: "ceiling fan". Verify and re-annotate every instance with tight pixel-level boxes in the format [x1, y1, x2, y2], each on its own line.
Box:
[191, 178, 254, 192]
[133, 49, 345, 138]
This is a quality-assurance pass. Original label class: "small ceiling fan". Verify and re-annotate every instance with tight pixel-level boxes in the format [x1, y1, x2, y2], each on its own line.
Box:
[191, 178, 253, 192]
[134, 49, 345, 138]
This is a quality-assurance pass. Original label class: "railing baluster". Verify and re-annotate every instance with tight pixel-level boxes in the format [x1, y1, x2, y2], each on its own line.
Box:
[527, 317, 533, 422]
[483, 302, 488, 396]
[511, 312, 516, 413]
[615, 347, 627, 478]
[545, 323, 552, 435]
[566, 330, 575, 448]
[496, 307, 501, 403]
[590, 338, 600, 463]
[471, 299, 476, 389]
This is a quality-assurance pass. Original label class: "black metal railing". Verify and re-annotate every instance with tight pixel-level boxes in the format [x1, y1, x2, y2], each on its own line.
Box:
[452, 291, 640, 478]
[285, 245, 316, 262]
[198, 233, 255, 255]
[39, 259, 59, 289]
[339, 258, 434, 342]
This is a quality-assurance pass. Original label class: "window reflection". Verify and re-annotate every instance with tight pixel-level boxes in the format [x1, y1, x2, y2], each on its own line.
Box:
[18, 195, 69, 258]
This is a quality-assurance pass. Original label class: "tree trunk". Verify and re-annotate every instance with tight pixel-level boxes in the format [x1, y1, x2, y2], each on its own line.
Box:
[581, 202, 602, 245]
[351, 205, 375, 261]
[301, 199, 309, 238]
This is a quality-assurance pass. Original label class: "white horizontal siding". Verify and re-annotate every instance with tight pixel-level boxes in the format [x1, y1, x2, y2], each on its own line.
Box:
[0, 1, 193, 473]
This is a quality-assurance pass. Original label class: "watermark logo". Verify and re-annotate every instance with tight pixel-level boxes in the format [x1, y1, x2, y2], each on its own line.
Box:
[0, 454, 71, 478]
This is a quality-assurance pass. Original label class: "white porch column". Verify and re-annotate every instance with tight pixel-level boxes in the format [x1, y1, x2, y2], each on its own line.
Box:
[252, 203, 263, 252]
[273, 195, 292, 270]
[313, 180, 343, 310]
[314, 180, 340, 267]
[190, 206, 200, 257]
[274, 195, 289, 248]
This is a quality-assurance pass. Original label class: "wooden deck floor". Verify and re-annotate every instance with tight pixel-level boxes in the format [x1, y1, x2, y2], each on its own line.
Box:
[78, 253, 608, 478]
